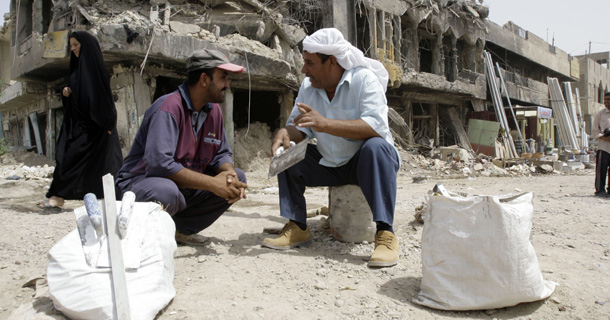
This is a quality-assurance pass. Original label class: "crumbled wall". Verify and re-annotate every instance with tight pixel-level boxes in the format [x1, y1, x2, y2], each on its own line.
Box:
[3, 0, 580, 156]
[233, 122, 272, 172]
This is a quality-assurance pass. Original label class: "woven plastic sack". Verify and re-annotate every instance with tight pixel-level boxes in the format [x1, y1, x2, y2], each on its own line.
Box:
[414, 192, 556, 310]
[48, 202, 176, 320]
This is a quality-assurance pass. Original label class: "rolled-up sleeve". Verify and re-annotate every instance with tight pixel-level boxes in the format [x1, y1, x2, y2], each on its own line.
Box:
[287, 85, 315, 139]
[359, 73, 388, 137]
[143, 110, 184, 177]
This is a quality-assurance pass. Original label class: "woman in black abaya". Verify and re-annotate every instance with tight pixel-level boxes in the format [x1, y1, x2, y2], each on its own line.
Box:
[37, 31, 122, 209]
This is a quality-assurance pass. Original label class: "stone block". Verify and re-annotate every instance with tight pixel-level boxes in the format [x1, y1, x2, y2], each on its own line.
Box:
[562, 161, 585, 172]
[169, 21, 201, 35]
[328, 185, 375, 243]
[439, 147, 470, 162]
[532, 160, 563, 172]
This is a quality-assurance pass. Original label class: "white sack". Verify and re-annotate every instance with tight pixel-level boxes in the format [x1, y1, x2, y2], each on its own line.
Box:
[414, 192, 556, 310]
[47, 202, 176, 320]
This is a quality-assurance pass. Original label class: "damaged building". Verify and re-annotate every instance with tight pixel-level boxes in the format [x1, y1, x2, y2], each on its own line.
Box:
[0, 0, 605, 168]
[573, 51, 610, 133]
[1, 0, 308, 168]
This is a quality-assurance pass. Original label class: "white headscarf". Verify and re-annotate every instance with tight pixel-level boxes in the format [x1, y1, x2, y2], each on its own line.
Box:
[302, 28, 389, 92]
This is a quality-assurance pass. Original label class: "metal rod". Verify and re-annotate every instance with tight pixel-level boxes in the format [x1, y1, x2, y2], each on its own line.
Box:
[495, 62, 524, 144]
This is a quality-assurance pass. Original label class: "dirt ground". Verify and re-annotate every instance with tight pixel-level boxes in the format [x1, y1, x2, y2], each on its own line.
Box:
[0, 148, 609, 320]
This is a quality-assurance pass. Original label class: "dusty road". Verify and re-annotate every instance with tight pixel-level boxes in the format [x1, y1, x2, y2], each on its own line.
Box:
[0, 150, 609, 320]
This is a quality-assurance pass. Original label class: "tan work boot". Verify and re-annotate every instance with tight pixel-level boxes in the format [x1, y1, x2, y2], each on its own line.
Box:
[368, 230, 399, 267]
[262, 221, 312, 250]
[175, 231, 209, 247]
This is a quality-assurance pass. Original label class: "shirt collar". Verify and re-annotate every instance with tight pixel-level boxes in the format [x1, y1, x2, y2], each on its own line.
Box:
[337, 67, 355, 88]
[179, 81, 212, 113]
[178, 82, 195, 112]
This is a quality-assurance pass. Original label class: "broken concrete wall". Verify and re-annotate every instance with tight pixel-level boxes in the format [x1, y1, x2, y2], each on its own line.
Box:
[0, 91, 46, 152]
[0, 0, 580, 161]
[1, 0, 310, 162]
[381, 0, 488, 148]
[496, 67, 549, 107]
[0, 30, 11, 89]
[574, 55, 610, 133]
[5, 0, 492, 155]
[110, 66, 155, 156]
[485, 21, 572, 79]
[355, 0, 407, 89]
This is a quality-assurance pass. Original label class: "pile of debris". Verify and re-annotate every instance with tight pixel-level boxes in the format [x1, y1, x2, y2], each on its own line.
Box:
[0, 149, 55, 182]
[397, 145, 570, 180]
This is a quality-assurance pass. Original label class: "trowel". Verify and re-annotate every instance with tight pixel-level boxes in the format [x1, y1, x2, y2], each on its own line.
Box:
[268, 138, 310, 178]
[74, 193, 150, 269]
[74, 198, 105, 268]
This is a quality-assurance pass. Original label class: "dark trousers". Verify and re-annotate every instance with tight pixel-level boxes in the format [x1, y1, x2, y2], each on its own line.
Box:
[116, 169, 246, 234]
[595, 150, 610, 194]
[278, 137, 400, 226]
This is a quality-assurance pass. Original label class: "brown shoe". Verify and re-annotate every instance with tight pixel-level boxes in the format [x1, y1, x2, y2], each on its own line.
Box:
[175, 231, 209, 247]
[368, 230, 399, 267]
[262, 221, 312, 250]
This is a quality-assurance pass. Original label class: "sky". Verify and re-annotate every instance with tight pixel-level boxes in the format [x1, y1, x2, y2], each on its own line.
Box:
[0, 0, 608, 56]
[486, 0, 610, 56]
[0, 0, 8, 25]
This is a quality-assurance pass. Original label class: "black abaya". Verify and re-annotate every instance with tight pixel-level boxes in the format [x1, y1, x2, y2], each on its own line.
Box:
[46, 31, 123, 200]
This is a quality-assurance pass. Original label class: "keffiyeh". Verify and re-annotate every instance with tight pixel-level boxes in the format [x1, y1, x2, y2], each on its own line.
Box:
[303, 28, 389, 92]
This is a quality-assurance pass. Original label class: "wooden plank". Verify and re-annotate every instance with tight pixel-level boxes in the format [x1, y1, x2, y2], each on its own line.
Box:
[102, 174, 132, 320]
[28, 113, 43, 155]
[448, 107, 473, 151]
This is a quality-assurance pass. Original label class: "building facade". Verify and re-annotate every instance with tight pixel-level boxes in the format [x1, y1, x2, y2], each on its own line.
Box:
[0, 0, 586, 163]
[574, 52, 610, 134]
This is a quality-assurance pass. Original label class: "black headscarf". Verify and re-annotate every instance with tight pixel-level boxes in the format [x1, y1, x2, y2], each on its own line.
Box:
[66, 31, 116, 131]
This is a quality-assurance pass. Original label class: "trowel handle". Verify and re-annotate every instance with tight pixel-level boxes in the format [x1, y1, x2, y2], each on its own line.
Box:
[274, 141, 297, 156]
[84, 193, 104, 237]
[118, 191, 136, 239]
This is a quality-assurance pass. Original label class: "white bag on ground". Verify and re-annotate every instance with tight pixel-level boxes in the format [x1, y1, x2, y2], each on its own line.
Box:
[414, 191, 556, 310]
[47, 202, 176, 320]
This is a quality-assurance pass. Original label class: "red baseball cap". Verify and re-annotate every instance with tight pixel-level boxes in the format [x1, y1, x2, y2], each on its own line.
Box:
[186, 49, 245, 73]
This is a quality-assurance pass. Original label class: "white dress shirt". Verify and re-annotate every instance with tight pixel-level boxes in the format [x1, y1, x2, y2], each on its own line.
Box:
[287, 67, 398, 167]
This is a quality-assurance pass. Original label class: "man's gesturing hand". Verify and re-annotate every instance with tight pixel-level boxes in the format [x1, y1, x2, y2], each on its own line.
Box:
[293, 103, 329, 133]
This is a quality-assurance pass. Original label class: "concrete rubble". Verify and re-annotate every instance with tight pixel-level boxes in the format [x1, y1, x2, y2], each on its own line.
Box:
[0, 143, 570, 189]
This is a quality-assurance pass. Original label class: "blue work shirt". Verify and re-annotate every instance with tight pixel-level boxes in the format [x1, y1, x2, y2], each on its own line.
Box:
[117, 82, 233, 181]
[287, 67, 398, 167]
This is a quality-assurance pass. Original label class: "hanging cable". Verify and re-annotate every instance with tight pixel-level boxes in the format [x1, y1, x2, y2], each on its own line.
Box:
[140, 25, 156, 75]
[243, 50, 252, 138]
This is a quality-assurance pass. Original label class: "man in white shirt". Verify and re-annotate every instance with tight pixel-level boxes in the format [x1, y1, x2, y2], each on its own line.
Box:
[592, 92, 610, 197]
[262, 28, 401, 267]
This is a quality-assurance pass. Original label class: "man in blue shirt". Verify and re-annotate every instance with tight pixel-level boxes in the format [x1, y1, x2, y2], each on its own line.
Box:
[262, 28, 401, 267]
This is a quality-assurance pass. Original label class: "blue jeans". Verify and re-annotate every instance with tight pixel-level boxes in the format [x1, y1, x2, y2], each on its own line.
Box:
[278, 137, 399, 226]
[595, 150, 610, 194]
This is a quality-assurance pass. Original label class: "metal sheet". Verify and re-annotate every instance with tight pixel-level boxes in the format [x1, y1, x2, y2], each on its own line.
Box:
[268, 138, 309, 178]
